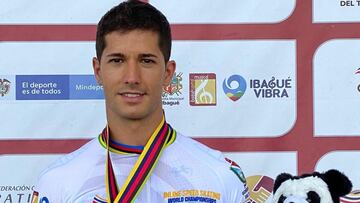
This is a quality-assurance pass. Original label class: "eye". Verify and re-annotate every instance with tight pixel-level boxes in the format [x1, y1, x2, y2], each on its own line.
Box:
[306, 191, 320, 203]
[108, 58, 123, 63]
[278, 195, 286, 203]
[141, 58, 155, 64]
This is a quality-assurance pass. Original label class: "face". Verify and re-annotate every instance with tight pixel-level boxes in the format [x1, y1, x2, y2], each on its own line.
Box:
[93, 30, 176, 122]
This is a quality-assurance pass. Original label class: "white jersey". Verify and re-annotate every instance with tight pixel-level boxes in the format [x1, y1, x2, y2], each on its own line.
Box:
[33, 132, 249, 203]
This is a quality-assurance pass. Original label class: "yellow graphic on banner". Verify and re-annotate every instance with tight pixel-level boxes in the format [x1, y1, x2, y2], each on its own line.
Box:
[189, 73, 216, 106]
[195, 79, 216, 105]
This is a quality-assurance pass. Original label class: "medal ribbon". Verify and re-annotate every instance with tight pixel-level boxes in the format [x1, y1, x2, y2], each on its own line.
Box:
[101, 117, 176, 203]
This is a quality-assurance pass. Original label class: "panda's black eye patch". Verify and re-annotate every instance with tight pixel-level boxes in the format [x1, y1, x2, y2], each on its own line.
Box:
[278, 195, 286, 203]
[307, 191, 321, 203]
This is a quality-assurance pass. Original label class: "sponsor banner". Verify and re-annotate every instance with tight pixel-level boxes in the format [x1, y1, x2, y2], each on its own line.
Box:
[151, 0, 296, 23]
[313, 0, 360, 23]
[314, 39, 360, 136]
[225, 152, 297, 203]
[0, 41, 295, 138]
[165, 40, 296, 137]
[0, 154, 61, 203]
[316, 151, 360, 189]
[1, 44, 103, 100]
[0, 42, 106, 139]
[0, 0, 121, 24]
[14, 75, 103, 100]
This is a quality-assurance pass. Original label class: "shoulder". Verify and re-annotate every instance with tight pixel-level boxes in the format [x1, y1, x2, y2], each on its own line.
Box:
[171, 133, 233, 170]
[33, 138, 101, 200]
[172, 132, 223, 160]
[169, 133, 250, 202]
[39, 138, 101, 178]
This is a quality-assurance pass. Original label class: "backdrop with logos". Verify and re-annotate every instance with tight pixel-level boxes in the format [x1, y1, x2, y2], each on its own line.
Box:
[1, 0, 360, 202]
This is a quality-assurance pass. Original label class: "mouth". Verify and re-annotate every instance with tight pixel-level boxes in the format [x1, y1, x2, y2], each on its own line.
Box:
[119, 92, 146, 97]
[118, 91, 146, 103]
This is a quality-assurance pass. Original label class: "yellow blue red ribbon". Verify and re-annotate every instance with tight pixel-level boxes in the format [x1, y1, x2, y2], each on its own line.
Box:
[100, 117, 176, 203]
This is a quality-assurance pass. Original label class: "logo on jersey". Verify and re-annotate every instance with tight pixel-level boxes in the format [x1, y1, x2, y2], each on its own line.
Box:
[189, 73, 216, 106]
[245, 175, 274, 203]
[225, 158, 246, 183]
[341, 190, 360, 203]
[225, 158, 250, 201]
[163, 189, 220, 203]
[222, 75, 246, 101]
[0, 78, 11, 97]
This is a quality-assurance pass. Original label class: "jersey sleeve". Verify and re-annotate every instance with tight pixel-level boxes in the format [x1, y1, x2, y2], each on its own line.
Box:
[227, 183, 250, 203]
[224, 158, 250, 203]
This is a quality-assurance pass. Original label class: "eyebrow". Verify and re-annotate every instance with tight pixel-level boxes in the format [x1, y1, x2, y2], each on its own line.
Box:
[106, 53, 125, 58]
[105, 53, 158, 59]
[140, 53, 158, 58]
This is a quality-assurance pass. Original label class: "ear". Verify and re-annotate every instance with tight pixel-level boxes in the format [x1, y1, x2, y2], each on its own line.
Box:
[273, 173, 293, 194]
[163, 60, 176, 86]
[322, 169, 352, 203]
[92, 57, 102, 85]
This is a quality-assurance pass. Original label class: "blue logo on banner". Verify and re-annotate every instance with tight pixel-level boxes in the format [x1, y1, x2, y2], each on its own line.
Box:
[69, 75, 104, 99]
[15, 75, 104, 100]
[223, 74, 247, 102]
[16, 75, 69, 100]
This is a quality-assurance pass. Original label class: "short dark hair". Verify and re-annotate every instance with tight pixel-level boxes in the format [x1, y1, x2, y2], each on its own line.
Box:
[95, 0, 172, 62]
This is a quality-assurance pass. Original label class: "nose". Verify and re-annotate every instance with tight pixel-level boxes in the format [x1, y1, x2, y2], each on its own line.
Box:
[123, 60, 141, 85]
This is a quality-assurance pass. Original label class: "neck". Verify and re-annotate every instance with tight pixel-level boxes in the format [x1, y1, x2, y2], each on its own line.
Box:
[106, 110, 164, 146]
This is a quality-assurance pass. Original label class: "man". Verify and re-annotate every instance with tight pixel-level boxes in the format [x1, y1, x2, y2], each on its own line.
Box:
[33, 1, 249, 202]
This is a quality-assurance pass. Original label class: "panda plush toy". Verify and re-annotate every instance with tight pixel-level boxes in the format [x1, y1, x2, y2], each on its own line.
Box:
[272, 169, 352, 203]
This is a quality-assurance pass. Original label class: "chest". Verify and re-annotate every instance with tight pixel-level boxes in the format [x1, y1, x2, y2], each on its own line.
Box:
[71, 156, 224, 203]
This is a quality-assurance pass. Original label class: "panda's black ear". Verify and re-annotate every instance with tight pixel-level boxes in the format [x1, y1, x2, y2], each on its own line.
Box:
[321, 169, 352, 203]
[273, 173, 293, 193]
